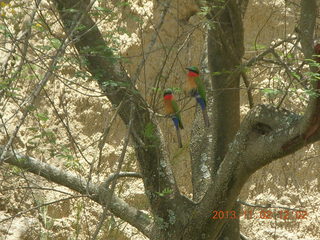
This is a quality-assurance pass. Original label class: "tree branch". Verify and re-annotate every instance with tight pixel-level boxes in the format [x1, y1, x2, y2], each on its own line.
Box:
[240, 233, 251, 240]
[133, 0, 171, 83]
[92, 104, 134, 240]
[0, 0, 91, 164]
[103, 172, 142, 188]
[183, 101, 320, 239]
[51, 0, 187, 221]
[241, 71, 254, 108]
[244, 36, 297, 68]
[238, 199, 305, 211]
[284, 0, 319, 147]
[182, 0, 246, 238]
[1, 146, 153, 237]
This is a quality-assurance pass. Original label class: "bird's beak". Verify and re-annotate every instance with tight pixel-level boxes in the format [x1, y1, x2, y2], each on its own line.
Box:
[185, 67, 191, 71]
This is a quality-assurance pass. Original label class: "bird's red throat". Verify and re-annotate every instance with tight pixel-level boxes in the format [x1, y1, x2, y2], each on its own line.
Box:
[188, 71, 199, 77]
[164, 94, 173, 100]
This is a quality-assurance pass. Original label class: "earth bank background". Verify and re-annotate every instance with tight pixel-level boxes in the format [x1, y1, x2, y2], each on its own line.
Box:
[0, 0, 319, 239]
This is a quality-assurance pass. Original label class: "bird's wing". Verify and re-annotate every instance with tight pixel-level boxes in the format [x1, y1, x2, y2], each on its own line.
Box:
[171, 100, 180, 114]
[172, 100, 184, 129]
[195, 76, 206, 101]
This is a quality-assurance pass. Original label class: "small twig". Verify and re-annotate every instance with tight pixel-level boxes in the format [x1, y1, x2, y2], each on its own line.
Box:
[97, 100, 124, 170]
[103, 172, 142, 188]
[237, 200, 305, 211]
[1, 186, 74, 196]
[0, 0, 42, 101]
[0, 0, 97, 165]
[0, 195, 82, 224]
[241, 71, 254, 108]
[270, 49, 297, 108]
[133, 1, 171, 84]
[240, 232, 251, 240]
[91, 103, 134, 240]
[245, 37, 297, 68]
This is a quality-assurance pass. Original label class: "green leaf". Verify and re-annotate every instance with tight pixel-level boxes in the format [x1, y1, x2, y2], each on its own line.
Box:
[171, 87, 182, 93]
[304, 89, 320, 98]
[151, 87, 161, 92]
[11, 166, 22, 174]
[254, 43, 267, 50]
[50, 38, 62, 49]
[75, 71, 90, 79]
[156, 188, 173, 197]
[261, 88, 281, 96]
[26, 105, 36, 112]
[305, 58, 320, 68]
[36, 113, 49, 122]
[94, 6, 112, 14]
[305, 71, 320, 82]
[17, 157, 28, 164]
[42, 131, 56, 144]
[27, 127, 38, 132]
[102, 80, 119, 87]
[290, 71, 300, 79]
[117, 1, 131, 7]
[144, 122, 156, 139]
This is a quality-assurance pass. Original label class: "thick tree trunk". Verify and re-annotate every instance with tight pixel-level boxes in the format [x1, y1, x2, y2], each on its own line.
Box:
[207, 1, 245, 239]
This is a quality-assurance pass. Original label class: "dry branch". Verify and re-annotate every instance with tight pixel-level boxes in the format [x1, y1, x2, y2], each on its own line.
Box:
[1, 146, 153, 237]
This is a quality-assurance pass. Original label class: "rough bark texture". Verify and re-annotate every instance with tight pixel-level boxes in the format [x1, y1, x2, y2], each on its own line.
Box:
[53, 0, 194, 238]
[207, 0, 244, 239]
[1, 146, 153, 237]
[299, 0, 317, 60]
[190, 43, 214, 202]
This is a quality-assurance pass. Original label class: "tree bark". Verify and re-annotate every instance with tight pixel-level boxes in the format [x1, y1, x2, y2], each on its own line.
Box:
[52, 0, 194, 238]
[299, 0, 317, 60]
[207, 1, 244, 239]
[1, 146, 153, 237]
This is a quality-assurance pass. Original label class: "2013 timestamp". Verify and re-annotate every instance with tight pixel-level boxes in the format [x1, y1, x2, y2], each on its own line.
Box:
[211, 210, 308, 220]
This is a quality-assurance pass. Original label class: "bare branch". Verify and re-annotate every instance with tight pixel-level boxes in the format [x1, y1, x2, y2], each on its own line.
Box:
[97, 101, 124, 170]
[133, 0, 171, 83]
[92, 104, 134, 240]
[244, 37, 297, 68]
[103, 172, 142, 188]
[240, 233, 251, 240]
[241, 71, 254, 108]
[238, 199, 305, 211]
[52, 0, 178, 194]
[0, 0, 42, 100]
[1, 146, 153, 237]
[0, 7, 88, 164]
[183, 102, 319, 239]
[0, 195, 81, 224]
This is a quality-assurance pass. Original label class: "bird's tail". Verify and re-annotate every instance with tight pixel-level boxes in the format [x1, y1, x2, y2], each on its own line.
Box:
[175, 127, 183, 148]
[202, 108, 210, 127]
[195, 93, 206, 110]
[172, 117, 183, 148]
[195, 94, 209, 127]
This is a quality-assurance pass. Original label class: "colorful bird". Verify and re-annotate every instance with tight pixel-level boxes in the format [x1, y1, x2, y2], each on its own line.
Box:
[163, 88, 184, 148]
[185, 66, 209, 127]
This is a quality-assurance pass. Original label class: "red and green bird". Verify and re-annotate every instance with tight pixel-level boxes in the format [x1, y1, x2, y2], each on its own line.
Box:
[185, 66, 210, 127]
[163, 88, 184, 148]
